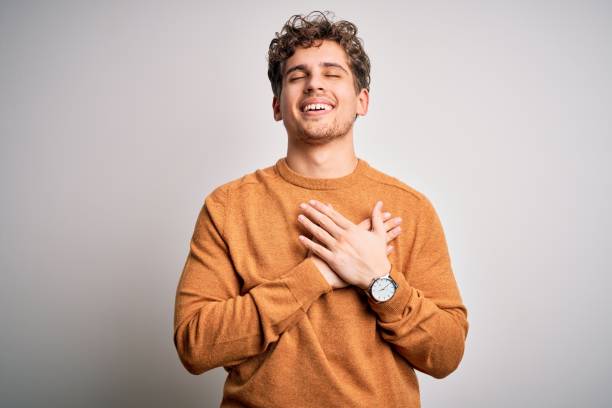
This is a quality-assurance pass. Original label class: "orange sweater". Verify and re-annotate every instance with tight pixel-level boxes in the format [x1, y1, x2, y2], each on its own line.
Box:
[173, 157, 469, 407]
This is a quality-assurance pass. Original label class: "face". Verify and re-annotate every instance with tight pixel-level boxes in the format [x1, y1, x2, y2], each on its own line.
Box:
[272, 39, 369, 145]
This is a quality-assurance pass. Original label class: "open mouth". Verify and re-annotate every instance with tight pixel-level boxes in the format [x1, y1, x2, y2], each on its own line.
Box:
[301, 103, 334, 116]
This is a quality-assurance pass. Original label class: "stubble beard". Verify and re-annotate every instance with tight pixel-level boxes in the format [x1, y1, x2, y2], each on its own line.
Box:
[294, 115, 354, 146]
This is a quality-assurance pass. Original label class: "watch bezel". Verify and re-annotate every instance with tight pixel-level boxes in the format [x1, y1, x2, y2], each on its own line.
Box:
[367, 275, 397, 303]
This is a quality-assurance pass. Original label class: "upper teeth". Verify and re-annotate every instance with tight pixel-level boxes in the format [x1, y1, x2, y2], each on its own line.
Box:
[303, 103, 333, 112]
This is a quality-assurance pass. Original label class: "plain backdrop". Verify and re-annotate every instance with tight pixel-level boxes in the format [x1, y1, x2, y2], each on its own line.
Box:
[1, 1, 611, 407]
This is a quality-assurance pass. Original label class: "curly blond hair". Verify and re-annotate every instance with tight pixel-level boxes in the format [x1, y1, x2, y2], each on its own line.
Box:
[267, 11, 371, 98]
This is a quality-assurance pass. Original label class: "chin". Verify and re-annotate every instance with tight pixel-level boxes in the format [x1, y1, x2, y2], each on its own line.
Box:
[298, 135, 337, 146]
[299, 120, 353, 143]
[296, 127, 342, 145]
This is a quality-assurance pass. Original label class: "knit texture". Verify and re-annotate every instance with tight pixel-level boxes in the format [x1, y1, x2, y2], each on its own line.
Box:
[173, 157, 469, 407]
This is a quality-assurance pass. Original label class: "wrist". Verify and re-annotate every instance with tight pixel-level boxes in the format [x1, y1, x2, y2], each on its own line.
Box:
[359, 263, 392, 290]
[362, 264, 398, 303]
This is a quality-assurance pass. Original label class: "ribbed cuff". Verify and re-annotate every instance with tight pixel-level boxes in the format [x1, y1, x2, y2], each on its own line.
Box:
[282, 257, 332, 312]
[367, 265, 415, 322]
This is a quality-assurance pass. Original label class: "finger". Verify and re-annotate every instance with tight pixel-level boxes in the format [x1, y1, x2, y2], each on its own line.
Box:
[309, 236, 319, 255]
[386, 225, 401, 243]
[298, 235, 334, 262]
[358, 212, 391, 230]
[358, 218, 371, 230]
[300, 202, 345, 238]
[298, 214, 337, 249]
[308, 200, 354, 230]
[383, 216, 402, 232]
[371, 200, 385, 235]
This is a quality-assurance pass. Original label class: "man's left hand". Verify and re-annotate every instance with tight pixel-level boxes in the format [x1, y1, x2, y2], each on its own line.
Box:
[297, 199, 392, 290]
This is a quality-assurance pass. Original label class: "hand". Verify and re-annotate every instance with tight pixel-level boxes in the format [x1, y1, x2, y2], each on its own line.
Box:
[306, 206, 402, 290]
[299, 200, 400, 290]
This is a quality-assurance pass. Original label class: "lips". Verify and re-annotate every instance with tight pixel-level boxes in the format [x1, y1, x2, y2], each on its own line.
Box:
[302, 107, 333, 117]
[300, 98, 336, 112]
[300, 98, 336, 118]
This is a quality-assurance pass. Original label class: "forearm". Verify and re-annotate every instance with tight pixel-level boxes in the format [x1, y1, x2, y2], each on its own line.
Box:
[367, 193, 469, 378]
[368, 274, 468, 378]
[173, 256, 331, 375]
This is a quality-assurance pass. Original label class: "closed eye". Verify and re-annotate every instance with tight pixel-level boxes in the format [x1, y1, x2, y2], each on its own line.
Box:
[289, 74, 340, 81]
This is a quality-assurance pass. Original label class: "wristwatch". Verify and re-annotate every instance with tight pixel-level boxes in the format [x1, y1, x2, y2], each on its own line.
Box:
[365, 269, 398, 303]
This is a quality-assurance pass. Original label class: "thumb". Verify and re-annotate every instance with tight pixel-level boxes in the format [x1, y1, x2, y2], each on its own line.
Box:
[372, 200, 384, 234]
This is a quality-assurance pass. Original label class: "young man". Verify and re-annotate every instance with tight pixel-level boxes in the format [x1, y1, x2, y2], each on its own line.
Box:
[174, 11, 468, 407]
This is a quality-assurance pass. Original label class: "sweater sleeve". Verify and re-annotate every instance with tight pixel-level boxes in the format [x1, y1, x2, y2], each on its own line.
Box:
[366, 194, 469, 379]
[173, 185, 332, 375]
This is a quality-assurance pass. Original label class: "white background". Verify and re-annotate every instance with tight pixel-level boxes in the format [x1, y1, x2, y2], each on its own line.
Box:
[1, 1, 610, 406]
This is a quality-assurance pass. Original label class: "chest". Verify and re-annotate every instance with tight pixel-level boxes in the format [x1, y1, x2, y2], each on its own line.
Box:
[224, 193, 414, 293]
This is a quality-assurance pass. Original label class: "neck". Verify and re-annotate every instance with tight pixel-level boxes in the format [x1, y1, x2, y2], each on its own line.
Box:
[285, 139, 358, 179]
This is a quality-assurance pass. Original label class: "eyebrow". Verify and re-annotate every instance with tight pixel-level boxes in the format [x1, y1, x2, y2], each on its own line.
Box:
[285, 62, 349, 76]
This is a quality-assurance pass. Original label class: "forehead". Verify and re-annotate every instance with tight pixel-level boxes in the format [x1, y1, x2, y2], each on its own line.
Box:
[283, 40, 350, 74]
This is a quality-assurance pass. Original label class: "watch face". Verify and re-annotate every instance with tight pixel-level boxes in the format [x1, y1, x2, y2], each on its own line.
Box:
[371, 277, 396, 302]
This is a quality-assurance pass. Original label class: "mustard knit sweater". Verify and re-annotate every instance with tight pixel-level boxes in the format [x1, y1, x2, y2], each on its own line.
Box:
[173, 157, 469, 407]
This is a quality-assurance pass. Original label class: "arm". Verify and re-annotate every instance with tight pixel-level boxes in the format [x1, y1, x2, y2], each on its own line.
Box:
[173, 185, 332, 375]
[366, 195, 469, 379]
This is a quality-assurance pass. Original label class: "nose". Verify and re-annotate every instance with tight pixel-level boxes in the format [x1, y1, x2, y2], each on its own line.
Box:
[304, 72, 325, 93]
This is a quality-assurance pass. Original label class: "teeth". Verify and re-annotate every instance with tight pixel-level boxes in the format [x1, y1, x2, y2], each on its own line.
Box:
[303, 103, 333, 112]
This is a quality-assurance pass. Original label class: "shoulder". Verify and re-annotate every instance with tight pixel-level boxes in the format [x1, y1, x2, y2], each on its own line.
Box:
[362, 160, 431, 205]
[361, 160, 444, 226]
[362, 163, 449, 246]
[205, 161, 279, 206]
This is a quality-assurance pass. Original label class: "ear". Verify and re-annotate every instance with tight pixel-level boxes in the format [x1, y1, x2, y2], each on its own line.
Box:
[356, 88, 369, 117]
[272, 95, 282, 121]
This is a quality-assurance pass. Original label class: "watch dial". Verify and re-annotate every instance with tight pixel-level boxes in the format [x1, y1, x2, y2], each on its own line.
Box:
[372, 277, 395, 301]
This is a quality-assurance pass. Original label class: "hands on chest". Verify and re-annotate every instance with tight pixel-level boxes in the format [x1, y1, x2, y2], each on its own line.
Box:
[297, 199, 402, 290]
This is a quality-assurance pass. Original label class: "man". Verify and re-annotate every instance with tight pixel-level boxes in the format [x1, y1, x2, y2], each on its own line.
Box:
[174, 11, 468, 407]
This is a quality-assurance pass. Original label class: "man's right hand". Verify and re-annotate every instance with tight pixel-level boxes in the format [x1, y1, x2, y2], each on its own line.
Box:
[306, 204, 402, 290]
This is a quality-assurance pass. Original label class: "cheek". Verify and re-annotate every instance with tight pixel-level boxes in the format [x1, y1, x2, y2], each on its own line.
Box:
[280, 90, 300, 112]
[278, 99, 291, 116]
[339, 93, 359, 112]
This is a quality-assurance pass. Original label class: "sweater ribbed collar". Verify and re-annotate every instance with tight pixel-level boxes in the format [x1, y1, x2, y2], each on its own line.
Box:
[275, 156, 370, 190]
